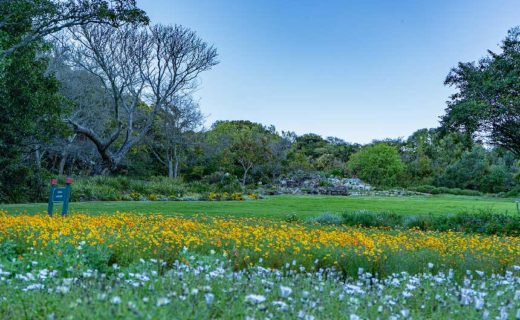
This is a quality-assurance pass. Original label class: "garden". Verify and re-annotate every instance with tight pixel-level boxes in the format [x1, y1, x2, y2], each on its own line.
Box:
[0, 207, 519, 319]
[2, 0, 520, 319]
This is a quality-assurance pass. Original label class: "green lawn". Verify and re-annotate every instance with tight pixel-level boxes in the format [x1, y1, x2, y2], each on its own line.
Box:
[1, 194, 517, 219]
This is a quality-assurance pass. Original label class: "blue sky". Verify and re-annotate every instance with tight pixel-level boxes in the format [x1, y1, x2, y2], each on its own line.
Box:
[138, 0, 520, 143]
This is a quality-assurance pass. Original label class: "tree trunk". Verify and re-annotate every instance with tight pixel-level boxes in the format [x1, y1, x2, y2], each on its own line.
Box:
[34, 146, 43, 170]
[242, 167, 249, 186]
[58, 151, 68, 176]
[174, 159, 179, 179]
[168, 157, 174, 179]
[173, 145, 180, 179]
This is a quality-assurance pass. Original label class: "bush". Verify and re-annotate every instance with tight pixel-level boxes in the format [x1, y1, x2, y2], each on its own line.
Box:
[337, 210, 520, 236]
[129, 192, 141, 201]
[306, 213, 342, 225]
[409, 185, 482, 196]
[248, 193, 259, 200]
[186, 181, 212, 193]
[231, 192, 243, 201]
[347, 143, 405, 187]
[72, 180, 121, 201]
[341, 210, 401, 228]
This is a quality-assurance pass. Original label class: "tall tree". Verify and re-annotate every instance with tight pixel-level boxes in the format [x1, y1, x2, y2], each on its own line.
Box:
[148, 95, 204, 179]
[442, 26, 520, 156]
[66, 23, 218, 174]
[0, 3, 63, 202]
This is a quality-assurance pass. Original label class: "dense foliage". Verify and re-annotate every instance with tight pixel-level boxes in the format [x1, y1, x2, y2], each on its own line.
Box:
[442, 27, 520, 156]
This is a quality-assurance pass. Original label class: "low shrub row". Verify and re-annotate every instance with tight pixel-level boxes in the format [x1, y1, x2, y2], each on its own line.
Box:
[68, 176, 259, 202]
[202, 192, 260, 201]
[307, 210, 520, 236]
[409, 185, 483, 196]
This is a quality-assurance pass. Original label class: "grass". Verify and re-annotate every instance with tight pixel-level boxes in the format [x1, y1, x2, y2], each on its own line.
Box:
[1, 194, 517, 219]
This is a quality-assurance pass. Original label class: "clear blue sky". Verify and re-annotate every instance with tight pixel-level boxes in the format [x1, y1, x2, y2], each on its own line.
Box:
[138, 0, 520, 143]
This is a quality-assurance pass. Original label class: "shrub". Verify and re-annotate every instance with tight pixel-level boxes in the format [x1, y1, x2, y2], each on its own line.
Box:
[306, 213, 342, 225]
[147, 177, 186, 197]
[347, 143, 405, 187]
[409, 185, 482, 197]
[284, 213, 298, 223]
[187, 181, 212, 193]
[337, 210, 520, 236]
[208, 192, 220, 201]
[129, 192, 141, 201]
[231, 192, 243, 201]
[341, 210, 401, 228]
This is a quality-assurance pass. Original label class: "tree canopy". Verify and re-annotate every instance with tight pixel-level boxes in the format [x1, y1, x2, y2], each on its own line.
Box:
[442, 26, 520, 156]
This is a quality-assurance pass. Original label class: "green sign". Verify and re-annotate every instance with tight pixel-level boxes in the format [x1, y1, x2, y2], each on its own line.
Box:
[48, 178, 73, 217]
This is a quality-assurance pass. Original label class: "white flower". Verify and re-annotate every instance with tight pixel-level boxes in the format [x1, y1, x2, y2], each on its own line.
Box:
[427, 263, 434, 269]
[272, 300, 288, 311]
[156, 297, 171, 307]
[280, 285, 292, 297]
[110, 296, 121, 305]
[56, 286, 69, 294]
[400, 309, 410, 318]
[245, 294, 266, 304]
[475, 298, 484, 310]
[350, 315, 361, 320]
[23, 284, 44, 291]
[204, 293, 215, 305]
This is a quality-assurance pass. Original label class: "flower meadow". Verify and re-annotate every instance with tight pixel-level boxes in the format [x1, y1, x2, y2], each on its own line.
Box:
[0, 210, 519, 319]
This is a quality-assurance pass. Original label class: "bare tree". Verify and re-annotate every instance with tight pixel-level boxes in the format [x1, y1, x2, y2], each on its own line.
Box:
[0, 0, 148, 58]
[46, 44, 111, 175]
[65, 23, 218, 174]
[149, 95, 204, 179]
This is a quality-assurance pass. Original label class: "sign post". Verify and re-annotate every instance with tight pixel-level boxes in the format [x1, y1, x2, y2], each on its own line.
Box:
[47, 177, 73, 217]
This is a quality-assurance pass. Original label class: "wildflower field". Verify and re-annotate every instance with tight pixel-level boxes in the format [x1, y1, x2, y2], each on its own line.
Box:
[0, 210, 519, 319]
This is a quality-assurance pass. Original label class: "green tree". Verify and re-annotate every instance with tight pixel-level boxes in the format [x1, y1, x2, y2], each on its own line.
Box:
[0, 4, 63, 202]
[347, 143, 405, 187]
[208, 121, 274, 185]
[1, 0, 148, 58]
[437, 147, 490, 191]
[442, 27, 520, 156]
